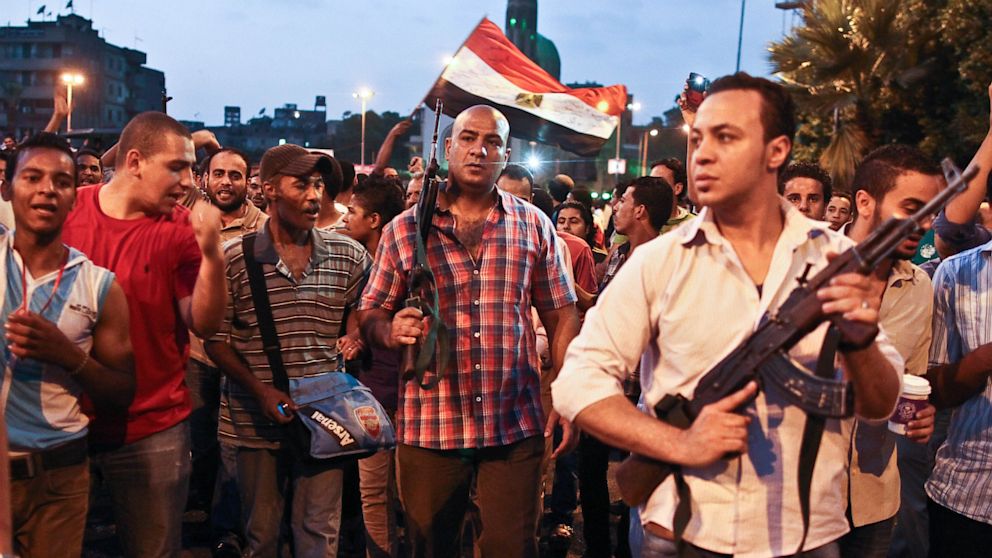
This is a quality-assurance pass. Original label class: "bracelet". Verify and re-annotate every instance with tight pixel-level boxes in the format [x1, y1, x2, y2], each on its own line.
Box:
[69, 352, 90, 376]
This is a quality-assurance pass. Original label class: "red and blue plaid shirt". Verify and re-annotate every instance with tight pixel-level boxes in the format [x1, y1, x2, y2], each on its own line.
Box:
[358, 188, 576, 449]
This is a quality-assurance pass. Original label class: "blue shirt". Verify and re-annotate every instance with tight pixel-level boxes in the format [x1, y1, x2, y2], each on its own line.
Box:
[0, 230, 115, 451]
[926, 240, 992, 524]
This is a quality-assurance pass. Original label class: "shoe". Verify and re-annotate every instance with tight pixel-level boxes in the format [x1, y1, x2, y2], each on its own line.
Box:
[213, 538, 242, 558]
[549, 523, 573, 551]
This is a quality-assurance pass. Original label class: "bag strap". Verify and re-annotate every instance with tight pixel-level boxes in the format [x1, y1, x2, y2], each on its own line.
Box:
[242, 233, 290, 393]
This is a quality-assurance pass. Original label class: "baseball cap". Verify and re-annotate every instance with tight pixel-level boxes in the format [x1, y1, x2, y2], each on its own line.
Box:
[259, 143, 338, 184]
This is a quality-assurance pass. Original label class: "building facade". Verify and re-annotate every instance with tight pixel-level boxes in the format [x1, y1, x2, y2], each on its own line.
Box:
[0, 14, 165, 138]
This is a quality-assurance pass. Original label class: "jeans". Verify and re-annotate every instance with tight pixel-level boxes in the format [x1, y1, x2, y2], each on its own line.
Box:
[90, 421, 192, 558]
[10, 459, 89, 558]
[236, 446, 344, 558]
[547, 427, 577, 527]
[358, 448, 398, 558]
[840, 516, 896, 558]
[212, 440, 243, 541]
[578, 433, 612, 557]
[186, 358, 221, 511]
[640, 527, 841, 558]
[927, 498, 992, 558]
[397, 436, 545, 558]
[889, 408, 951, 558]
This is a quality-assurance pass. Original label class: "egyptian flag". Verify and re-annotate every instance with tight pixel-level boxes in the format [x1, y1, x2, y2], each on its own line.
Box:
[424, 18, 627, 157]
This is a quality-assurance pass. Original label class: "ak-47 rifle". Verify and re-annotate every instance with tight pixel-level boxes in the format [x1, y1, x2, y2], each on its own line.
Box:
[400, 99, 449, 388]
[616, 159, 977, 508]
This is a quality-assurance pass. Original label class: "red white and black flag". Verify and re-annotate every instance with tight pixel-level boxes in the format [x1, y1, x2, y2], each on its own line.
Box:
[423, 18, 627, 157]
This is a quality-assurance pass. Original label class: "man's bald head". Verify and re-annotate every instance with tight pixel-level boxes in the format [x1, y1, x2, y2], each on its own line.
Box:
[451, 105, 510, 145]
[115, 111, 192, 168]
[445, 105, 512, 193]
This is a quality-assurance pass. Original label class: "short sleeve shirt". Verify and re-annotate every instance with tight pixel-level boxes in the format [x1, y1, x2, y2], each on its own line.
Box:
[63, 184, 201, 445]
[215, 224, 370, 448]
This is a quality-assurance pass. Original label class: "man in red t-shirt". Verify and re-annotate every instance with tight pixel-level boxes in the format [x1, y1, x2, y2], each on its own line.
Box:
[62, 112, 226, 557]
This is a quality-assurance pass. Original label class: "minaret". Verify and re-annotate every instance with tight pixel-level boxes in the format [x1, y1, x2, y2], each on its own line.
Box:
[506, 0, 538, 61]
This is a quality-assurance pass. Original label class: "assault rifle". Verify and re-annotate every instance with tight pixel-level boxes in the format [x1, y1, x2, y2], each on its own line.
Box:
[400, 99, 449, 388]
[616, 159, 977, 507]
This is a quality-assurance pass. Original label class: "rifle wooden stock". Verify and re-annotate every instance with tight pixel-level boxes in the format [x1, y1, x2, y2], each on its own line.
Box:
[400, 343, 418, 379]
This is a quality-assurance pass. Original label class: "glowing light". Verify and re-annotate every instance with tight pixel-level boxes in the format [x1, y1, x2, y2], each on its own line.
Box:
[590, 191, 600, 200]
[61, 72, 84, 85]
[649, 129, 659, 137]
[293, 111, 301, 119]
[353, 88, 375, 100]
[596, 100, 610, 112]
[527, 155, 540, 170]
[681, 124, 691, 133]
[602, 192, 612, 200]
[628, 102, 642, 111]
[442, 54, 455, 67]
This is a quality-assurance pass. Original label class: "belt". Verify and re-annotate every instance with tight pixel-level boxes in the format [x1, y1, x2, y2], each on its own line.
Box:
[9, 437, 88, 481]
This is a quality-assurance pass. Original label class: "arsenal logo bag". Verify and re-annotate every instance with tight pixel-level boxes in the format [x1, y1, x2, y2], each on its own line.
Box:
[242, 233, 396, 460]
[286, 371, 396, 460]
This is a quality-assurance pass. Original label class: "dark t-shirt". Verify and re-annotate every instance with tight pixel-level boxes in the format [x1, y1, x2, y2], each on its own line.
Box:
[363, 347, 399, 413]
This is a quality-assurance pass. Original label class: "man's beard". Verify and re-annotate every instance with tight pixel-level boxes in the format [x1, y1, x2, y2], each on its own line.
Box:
[212, 193, 246, 213]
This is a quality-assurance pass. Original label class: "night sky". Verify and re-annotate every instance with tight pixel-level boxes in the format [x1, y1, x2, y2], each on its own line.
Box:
[5, 0, 798, 124]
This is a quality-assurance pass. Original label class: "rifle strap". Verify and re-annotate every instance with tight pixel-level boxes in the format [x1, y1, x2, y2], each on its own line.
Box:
[242, 233, 290, 394]
[407, 221, 449, 390]
[795, 324, 841, 555]
[669, 326, 840, 554]
[672, 467, 692, 553]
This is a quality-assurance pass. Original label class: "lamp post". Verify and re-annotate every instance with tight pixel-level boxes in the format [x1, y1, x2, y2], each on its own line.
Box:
[60, 72, 84, 132]
[640, 128, 659, 176]
[352, 88, 375, 168]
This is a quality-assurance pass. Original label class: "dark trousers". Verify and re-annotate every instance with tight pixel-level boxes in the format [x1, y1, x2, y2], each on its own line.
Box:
[186, 358, 221, 511]
[396, 436, 545, 558]
[547, 426, 577, 526]
[928, 498, 992, 558]
[579, 433, 612, 557]
[578, 434, 631, 558]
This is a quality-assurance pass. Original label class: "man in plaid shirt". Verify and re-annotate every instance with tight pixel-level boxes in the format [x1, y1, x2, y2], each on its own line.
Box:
[358, 105, 580, 558]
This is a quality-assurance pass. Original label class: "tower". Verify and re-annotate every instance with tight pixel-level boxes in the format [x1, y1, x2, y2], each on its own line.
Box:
[506, 0, 538, 61]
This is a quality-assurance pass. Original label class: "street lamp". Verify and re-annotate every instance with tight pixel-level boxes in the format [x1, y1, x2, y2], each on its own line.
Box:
[352, 88, 375, 168]
[61, 72, 84, 132]
[640, 128, 659, 176]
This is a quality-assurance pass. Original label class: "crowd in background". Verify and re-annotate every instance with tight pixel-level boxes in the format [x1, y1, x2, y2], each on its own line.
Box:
[1, 73, 992, 558]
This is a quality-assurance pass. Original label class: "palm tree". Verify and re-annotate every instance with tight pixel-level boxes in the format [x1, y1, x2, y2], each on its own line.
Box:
[769, 0, 933, 190]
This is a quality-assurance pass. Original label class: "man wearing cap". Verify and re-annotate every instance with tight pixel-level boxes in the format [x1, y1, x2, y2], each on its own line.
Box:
[205, 144, 370, 557]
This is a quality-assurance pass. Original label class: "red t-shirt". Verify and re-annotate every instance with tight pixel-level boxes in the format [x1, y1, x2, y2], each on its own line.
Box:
[557, 231, 598, 294]
[63, 184, 201, 445]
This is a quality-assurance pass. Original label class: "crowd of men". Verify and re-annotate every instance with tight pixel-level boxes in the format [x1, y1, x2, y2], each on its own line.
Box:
[0, 72, 991, 558]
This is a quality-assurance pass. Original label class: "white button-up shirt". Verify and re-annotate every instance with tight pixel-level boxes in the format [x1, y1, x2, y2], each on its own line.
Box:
[553, 200, 903, 558]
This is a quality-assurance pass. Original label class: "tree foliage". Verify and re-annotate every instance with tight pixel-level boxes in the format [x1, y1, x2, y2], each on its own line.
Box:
[770, 0, 992, 191]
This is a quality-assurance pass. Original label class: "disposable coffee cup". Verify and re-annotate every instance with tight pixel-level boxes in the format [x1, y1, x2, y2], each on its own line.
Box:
[888, 374, 931, 435]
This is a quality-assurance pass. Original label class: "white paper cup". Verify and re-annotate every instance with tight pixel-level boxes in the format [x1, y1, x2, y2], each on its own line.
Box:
[888, 374, 931, 435]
